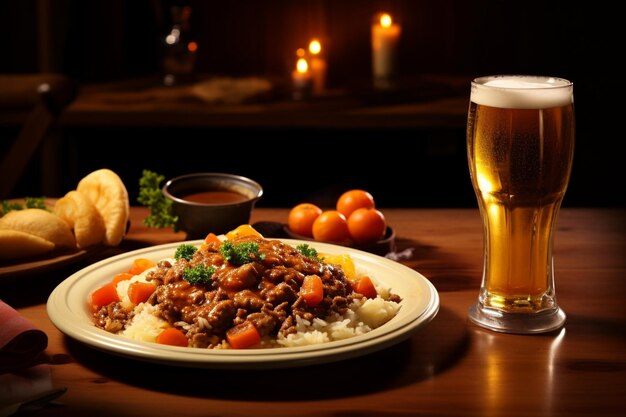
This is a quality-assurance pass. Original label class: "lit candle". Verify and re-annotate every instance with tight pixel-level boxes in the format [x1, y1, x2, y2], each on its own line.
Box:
[291, 57, 312, 100]
[371, 12, 401, 88]
[308, 39, 327, 94]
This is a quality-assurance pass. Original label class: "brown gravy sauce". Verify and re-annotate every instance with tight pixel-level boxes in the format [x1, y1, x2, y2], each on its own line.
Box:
[182, 190, 248, 204]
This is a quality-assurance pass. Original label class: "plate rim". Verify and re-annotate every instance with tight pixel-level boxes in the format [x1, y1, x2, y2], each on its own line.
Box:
[47, 238, 439, 369]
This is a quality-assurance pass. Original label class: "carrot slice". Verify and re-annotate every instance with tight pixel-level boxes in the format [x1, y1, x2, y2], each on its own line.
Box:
[355, 276, 377, 299]
[226, 321, 261, 349]
[128, 258, 156, 275]
[200, 232, 222, 251]
[112, 272, 134, 286]
[156, 328, 188, 347]
[204, 232, 221, 245]
[300, 274, 324, 306]
[127, 281, 157, 305]
[90, 282, 119, 309]
[225, 224, 262, 241]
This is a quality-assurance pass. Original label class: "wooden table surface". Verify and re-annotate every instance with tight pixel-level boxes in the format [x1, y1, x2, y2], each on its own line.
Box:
[2, 207, 625, 417]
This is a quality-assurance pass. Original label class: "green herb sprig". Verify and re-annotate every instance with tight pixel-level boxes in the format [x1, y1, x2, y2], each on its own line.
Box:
[1, 197, 47, 217]
[1, 200, 22, 217]
[219, 241, 265, 265]
[182, 264, 216, 285]
[137, 169, 179, 230]
[296, 243, 322, 262]
[175, 244, 198, 261]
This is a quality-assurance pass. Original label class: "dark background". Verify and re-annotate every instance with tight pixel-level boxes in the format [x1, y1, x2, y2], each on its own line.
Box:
[0, 0, 621, 208]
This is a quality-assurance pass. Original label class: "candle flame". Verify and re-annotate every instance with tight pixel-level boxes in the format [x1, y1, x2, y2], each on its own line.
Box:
[309, 39, 322, 55]
[380, 13, 392, 28]
[296, 58, 308, 73]
[165, 34, 177, 45]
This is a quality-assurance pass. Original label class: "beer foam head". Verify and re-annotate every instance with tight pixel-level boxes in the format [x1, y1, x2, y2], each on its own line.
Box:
[471, 75, 573, 109]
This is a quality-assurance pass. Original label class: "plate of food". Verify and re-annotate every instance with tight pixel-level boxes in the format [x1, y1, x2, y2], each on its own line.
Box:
[47, 231, 439, 369]
[0, 169, 130, 278]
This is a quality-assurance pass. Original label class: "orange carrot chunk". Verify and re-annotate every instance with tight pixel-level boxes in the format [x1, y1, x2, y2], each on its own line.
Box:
[90, 282, 119, 309]
[204, 233, 221, 246]
[200, 232, 222, 251]
[127, 281, 157, 305]
[300, 274, 324, 306]
[112, 272, 134, 286]
[226, 321, 261, 349]
[128, 258, 156, 275]
[156, 328, 188, 347]
[355, 276, 377, 299]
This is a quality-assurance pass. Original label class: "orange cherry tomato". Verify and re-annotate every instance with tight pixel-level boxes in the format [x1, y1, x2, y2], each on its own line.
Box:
[347, 207, 387, 244]
[312, 210, 350, 243]
[336, 189, 375, 218]
[288, 203, 322, 237]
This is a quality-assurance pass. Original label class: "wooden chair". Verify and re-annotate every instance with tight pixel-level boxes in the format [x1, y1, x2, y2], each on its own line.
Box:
[0, 74, 77, 198]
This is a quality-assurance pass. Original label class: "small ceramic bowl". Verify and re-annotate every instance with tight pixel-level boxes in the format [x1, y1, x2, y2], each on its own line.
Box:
[162, 173, 263, 239]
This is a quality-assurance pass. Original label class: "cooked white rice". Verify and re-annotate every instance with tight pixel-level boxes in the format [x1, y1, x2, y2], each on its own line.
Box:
[121, 304, 169, 343]
[275, 296, 400, 347]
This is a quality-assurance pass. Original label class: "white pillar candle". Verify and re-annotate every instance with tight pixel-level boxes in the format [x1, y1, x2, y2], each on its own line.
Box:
[371, 13, 401, 88]
[292, 57, 312, 100]
[308, 39, 327, 94]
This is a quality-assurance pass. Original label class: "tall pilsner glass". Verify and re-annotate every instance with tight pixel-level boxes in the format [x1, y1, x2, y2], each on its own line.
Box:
[467, 75, 574, 334]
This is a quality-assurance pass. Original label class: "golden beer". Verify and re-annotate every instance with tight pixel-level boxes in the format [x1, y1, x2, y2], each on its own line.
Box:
[467, 75, 574, 333]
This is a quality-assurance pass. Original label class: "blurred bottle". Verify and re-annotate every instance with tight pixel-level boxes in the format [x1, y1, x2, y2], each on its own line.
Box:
[161, 5, 197, 86]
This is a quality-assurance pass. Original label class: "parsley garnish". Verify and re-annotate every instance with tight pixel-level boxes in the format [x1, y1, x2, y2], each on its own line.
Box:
[219, 241, 265, 265]
[137, 169, 179, 231]
[24, 197, 46, 210]
[1, 200, 22, 217]
[1, 197, 47, 217]
[296, 243, 322, 261]
[182, 264, 216, 284]
[175, 244, 198, 261]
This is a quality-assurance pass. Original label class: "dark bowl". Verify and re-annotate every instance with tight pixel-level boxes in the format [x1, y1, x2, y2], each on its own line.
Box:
[162, 173, 263, 239]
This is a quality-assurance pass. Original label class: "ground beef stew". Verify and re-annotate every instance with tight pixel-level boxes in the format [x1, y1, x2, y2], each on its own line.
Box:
[92, 234, 402, 349]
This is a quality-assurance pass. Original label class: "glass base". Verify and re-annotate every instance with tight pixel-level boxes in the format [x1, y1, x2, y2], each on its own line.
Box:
[468, 302, 566, 334]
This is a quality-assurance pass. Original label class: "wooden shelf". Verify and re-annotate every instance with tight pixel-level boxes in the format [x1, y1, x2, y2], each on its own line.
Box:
[59, 74, 471, 130]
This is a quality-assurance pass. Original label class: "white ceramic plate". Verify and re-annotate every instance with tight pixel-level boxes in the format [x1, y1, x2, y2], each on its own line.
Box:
[47, 239, 439, 369]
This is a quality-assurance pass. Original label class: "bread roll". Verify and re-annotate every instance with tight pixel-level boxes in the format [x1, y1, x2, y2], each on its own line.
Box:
[0, 208, 75, 248]
[55, 190, 106, 248]
[0, 229, 55, 260]
[76, 169, 130, 246]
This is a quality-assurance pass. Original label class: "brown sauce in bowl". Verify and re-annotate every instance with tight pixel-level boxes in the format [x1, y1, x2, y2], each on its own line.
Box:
[182, 190, 248, 204]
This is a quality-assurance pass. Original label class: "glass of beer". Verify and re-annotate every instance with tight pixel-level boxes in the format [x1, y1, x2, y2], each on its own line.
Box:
[466, 75, 574, 334]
